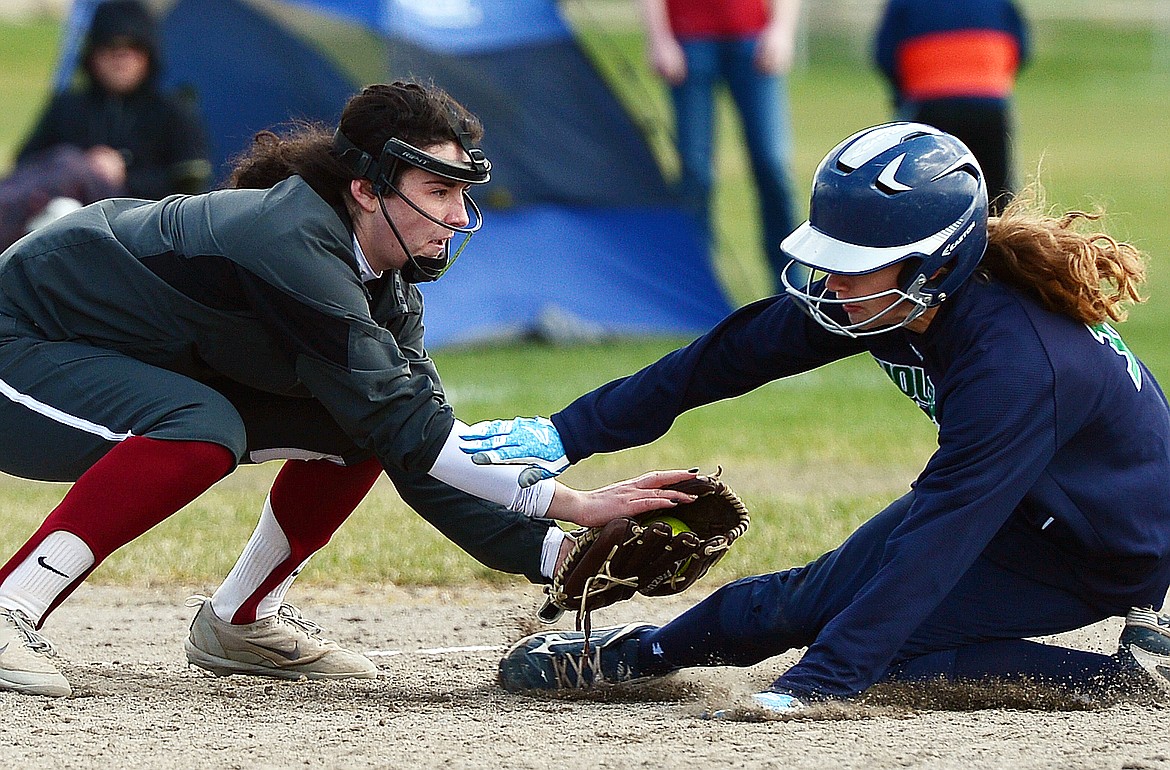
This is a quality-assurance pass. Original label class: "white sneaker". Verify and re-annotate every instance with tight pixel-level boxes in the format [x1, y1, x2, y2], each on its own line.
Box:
[0, 608, 71, 697]
[184, 596, 377, 680]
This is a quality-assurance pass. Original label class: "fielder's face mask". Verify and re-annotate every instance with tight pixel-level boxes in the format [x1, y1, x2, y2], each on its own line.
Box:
[333, 119, 491, 283]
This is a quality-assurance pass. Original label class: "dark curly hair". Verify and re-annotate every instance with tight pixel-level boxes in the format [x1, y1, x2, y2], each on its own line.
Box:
[228, 81, 483, 212]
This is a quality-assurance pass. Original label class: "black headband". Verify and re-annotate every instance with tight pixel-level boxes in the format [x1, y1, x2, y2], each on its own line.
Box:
[333, 129, 491, 187]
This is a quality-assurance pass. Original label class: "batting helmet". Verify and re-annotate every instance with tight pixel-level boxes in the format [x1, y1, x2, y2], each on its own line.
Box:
[780, 122, 988, 336]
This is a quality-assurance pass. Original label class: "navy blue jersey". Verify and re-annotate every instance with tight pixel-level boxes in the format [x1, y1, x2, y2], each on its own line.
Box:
[552, 276, 1170, 694]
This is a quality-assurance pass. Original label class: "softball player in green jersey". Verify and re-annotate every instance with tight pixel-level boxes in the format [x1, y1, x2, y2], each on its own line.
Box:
[0, 81, 695, 697]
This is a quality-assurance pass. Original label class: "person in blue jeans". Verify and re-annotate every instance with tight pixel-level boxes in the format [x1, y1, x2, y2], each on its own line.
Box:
[639, 0, 801, 294]
[468, 123, 1170, 716]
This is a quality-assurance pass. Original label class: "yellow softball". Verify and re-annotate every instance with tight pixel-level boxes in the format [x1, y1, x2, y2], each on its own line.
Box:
[643, 514, 692, 535]
[643, 514, 695, 585]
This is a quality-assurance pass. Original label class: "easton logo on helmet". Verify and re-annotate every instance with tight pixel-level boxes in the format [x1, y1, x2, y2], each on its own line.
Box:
[942, 220, 978, 258]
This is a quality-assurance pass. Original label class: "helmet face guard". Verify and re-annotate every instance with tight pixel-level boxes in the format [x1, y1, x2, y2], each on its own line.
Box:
[780, 122, 988, 337]
[333, 121, 491, 283]
[780, 266, 934, 338]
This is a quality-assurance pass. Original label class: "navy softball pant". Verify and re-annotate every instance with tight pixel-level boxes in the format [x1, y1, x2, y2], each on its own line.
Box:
[643, 491, 1126, 697]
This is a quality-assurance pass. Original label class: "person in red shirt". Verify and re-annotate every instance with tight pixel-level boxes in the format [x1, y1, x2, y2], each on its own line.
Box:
[639, 0, 802, 294]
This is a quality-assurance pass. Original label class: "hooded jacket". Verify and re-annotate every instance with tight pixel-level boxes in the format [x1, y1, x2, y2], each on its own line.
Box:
[16, 0, 211, 198]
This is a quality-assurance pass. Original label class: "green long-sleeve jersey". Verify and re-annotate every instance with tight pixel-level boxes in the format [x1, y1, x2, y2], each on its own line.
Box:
[0, 175, 454, 472]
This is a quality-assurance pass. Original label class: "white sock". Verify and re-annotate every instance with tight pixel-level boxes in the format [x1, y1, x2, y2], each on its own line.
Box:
[211, 495, 306, 623]
[0, 530, 95, 625]
[540, 527, 568, 579]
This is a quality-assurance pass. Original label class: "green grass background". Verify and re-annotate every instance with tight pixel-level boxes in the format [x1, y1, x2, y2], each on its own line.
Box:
[0, 9, 1167, 590]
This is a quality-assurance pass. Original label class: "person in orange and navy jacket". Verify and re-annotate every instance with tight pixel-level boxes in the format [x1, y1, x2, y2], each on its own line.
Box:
[874, 0, 1029, 213]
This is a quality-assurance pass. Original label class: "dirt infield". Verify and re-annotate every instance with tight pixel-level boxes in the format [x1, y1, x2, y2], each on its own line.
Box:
[3, 583, 1169, 770]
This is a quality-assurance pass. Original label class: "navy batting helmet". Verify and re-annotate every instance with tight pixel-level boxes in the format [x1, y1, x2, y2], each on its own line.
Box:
[780, 122, 988, 336]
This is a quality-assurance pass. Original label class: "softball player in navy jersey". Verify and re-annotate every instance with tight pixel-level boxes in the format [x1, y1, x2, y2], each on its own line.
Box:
[0, 82, 695, 698]
[476, 123, 1170, 712]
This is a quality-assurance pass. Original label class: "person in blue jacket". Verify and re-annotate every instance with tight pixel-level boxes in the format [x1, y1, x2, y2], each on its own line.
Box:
[469, 123, 1170, 714]
[874, 0, 1029, 212]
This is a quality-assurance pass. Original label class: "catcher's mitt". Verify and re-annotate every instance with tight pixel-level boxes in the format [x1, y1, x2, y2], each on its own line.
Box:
[540, 470, 750, 631]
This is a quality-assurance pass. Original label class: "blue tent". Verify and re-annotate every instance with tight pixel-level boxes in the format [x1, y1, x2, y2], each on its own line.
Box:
[57, 0, 733, 346]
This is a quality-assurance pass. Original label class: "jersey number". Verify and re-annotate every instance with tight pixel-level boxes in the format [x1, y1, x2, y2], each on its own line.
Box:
[1088, 322, 1142, 391]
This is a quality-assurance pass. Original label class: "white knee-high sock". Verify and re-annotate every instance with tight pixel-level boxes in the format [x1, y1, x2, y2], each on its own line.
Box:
[211, 495, 308, 623]
[0, 531, 95, 625]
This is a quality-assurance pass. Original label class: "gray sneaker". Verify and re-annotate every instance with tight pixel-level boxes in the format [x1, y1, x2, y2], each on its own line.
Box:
[1119, 607, 1170, 697]
[0, 608, 71, 697]
[184, 596, 377, 680]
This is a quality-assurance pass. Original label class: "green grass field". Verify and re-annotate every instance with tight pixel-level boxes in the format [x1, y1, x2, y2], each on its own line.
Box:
[0, 12, 1167, 590]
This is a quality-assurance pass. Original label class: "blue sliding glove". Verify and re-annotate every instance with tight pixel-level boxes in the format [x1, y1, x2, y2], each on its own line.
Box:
[459, 416, 569, 488]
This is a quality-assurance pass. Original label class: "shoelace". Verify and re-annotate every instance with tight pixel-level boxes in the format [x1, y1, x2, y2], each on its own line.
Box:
[186, 595, 329, 640]
[276, 604, 327, 639]
[549, 643, 603, 689]
[1, 608, 58, 658]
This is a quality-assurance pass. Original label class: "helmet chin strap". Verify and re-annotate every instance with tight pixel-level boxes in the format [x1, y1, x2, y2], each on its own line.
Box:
[374, 174, 482, 285]
[334, 124, 489, 284]
[377, 192, 448, 283]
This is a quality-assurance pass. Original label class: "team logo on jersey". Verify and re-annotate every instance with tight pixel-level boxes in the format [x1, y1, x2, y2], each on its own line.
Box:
[1087, 322, 1142, 391]
[876, 358, 936, 423]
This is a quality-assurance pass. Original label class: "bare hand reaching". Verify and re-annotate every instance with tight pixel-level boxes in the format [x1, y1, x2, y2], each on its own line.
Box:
[547, 469, 698, 527]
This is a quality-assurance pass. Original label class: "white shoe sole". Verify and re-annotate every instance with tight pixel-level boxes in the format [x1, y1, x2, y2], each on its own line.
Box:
[1128, 645, 1170, 696]
[184, 638, 376, 680]
[0, 670, 71, 697]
